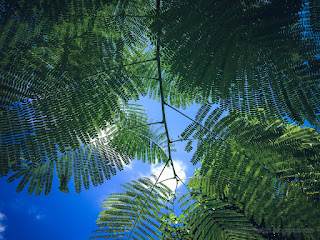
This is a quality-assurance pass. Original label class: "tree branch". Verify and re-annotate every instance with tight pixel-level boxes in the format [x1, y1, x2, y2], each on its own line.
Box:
[155, 0, 177, 178]
[73, 14, 154, 18]
[126, 1, 178, 237]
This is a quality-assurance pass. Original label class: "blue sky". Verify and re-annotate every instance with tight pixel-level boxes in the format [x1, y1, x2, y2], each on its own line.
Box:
[0, 97, 201, 240]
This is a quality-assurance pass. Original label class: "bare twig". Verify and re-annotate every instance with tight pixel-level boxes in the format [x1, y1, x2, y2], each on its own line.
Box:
[164, 102, 224, 141]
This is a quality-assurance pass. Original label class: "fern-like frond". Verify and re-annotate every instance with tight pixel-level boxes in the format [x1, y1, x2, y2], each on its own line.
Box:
[5, 103, 168, 195]
[157, 0, 320, 124]
[91, 176, 173, 239]
[184, 106, 320, 239]
[0, 0, 159, 176]
[309, 0, 320, 34]
[6, 129, 126, 195]
[185, 106, 320, 198]
[178, 194, 266, 240]
[189, 149, 320, 239]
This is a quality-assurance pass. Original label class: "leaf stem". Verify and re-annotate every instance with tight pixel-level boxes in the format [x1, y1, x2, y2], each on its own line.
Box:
[87, 58, 157, 78]
[170, 138, 200, 143]
[75, 14, 154, 18]
[158, 176, 209, 185]
[127, 161, 170, 239]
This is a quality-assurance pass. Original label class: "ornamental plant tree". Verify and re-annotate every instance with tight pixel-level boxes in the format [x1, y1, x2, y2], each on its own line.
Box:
[1, 0, 319, 239]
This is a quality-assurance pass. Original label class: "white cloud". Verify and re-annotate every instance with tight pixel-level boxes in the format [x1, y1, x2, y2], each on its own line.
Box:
[28, 206, 46, 220]
[35, 214, 46, 220]
[0, 212, 6, 240]
[10, 199, 47, 221]
[0, 224, 5, 233]
[150, 160, 187, 191]
[123, 160, 135, 170]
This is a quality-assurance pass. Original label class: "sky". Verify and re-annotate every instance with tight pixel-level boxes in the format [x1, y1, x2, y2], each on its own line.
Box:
[0, 96, 202, 240]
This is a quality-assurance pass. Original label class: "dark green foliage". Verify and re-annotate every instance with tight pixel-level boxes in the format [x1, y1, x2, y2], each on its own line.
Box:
[0, 0, 158, 189]
[183, 106, 320, 198]
[184, 106, 320, 239]
[178, 194, 266, 240]
[1, 0, 320, 239]
[310, 0, 320, 33]
[157, 0, 320, 124]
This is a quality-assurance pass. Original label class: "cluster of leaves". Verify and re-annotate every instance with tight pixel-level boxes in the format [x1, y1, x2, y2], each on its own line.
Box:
[1, 0, 320, 239]
[1, 0, 164, 192]
[159, 213, 194, 240]
[5, 103, 168, 195]
[156, 0, 320, 124]
[184, 107, 320, 239]
[97, 109, 320, 239]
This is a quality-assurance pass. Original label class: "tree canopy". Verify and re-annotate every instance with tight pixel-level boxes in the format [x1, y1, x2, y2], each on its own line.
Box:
[1, 0, 320, 239]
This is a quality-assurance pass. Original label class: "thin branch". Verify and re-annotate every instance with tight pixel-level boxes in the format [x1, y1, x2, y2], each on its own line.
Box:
[175, 175, 192, 195]
[158, 176, 209, 185]
[86, 58, 156, 78]
[171, 178, 179, 236]
[173, 179, 179, 212]
[164, 102, 224, 141]
[155, 0, 177, 178]
[124, 74, 159, 80]
[126, 1, 177, 237]
[170, 138, 200, 143]
[117, 121, 162, 133]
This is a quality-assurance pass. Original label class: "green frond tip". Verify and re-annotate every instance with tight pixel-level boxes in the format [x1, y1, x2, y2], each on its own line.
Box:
[91, 176, 173, 240]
